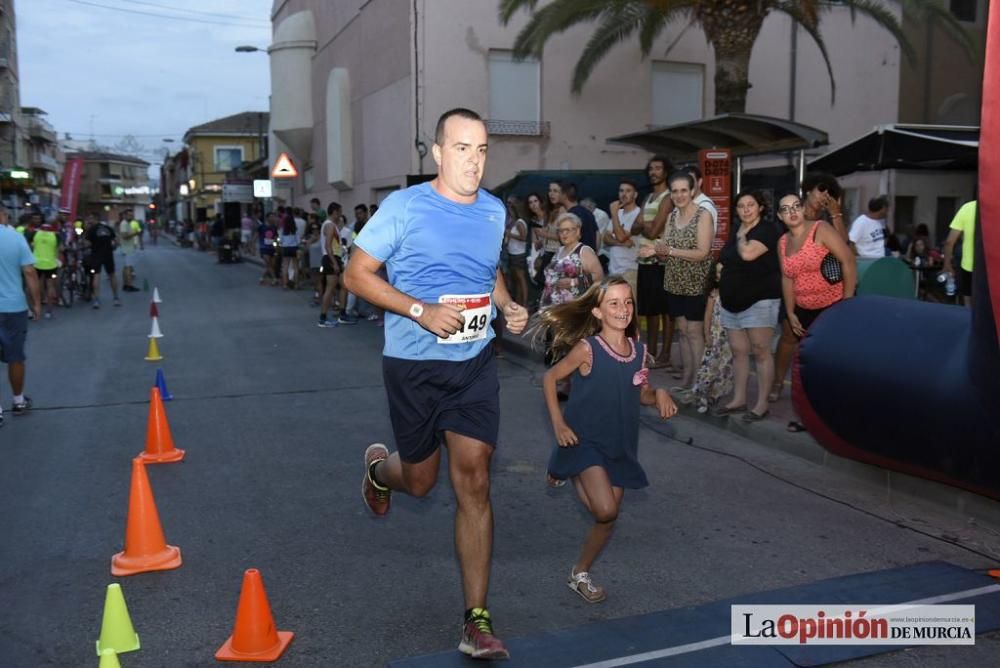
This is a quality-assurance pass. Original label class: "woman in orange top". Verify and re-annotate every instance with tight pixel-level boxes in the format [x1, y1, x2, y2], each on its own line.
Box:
[776, 193, 856, 432]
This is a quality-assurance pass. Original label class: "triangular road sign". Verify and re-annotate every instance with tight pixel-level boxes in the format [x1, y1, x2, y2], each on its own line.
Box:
[271, 152, 299, 179]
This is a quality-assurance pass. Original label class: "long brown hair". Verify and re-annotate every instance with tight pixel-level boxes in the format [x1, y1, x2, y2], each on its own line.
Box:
[532, 275, 638, 360]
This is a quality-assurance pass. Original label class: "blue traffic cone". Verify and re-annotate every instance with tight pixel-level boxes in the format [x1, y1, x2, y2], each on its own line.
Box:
[155, 368, 173, 401]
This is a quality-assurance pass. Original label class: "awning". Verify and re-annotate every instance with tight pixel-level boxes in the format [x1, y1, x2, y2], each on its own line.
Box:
[606, 113, 829, 161]
[808, 124, 979, 176]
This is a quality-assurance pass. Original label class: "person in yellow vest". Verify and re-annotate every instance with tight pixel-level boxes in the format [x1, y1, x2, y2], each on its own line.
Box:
[117, 210, 142, 292]
[30, 219, 61, 318]
[943, 200, 976, 307]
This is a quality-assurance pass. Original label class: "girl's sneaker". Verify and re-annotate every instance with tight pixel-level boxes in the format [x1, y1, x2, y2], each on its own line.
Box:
[567, 567, 606, 603]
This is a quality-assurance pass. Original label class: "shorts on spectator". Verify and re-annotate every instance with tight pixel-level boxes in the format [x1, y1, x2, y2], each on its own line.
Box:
[321, 255, 343, 275]
[281, 246, 298, 258]
[0, 311, 29, 364]
[666, 291, 707, 321]
[720, 298, 780, 330]
[120, 251, 134, 268]
[85, 252, 115, 275]
[382, 346, 499, 464]
[958, 268, 973, 297]
[507, 252, 527, 269]
[36, 265, 59, 280]
[637, 263, 669, 316]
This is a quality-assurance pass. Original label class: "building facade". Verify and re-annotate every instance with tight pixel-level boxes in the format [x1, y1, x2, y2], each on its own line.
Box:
[180, 111, 269, 223]
[22, 107, 63, 213]
[265, 0, 985, 224]
[68, 151, 151, 219]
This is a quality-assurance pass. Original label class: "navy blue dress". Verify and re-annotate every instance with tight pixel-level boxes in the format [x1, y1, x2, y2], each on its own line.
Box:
[547, 336, 649, 489]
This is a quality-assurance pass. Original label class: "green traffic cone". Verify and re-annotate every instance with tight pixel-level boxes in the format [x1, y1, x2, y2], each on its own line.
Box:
[99, 648, 122, 668]
[95, 583, 140, 656]
[142, 278, 149, 292]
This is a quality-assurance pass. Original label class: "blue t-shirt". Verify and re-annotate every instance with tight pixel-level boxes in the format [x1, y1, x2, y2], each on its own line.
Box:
[0, 225, 35, 313]
[354, 182, 505, 361]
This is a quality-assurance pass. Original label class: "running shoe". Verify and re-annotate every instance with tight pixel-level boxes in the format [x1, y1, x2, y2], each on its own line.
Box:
[0, 411, 4, 427]
[567, 568, 606, 603]
[12, 397, 32, 416]
[458, 608, 510, 660]
[366, 312, 380, 321]
[92, 299, 101, 309]
[113, 298, 122, 307]
[337, 314, 358, 325]
[317, 319, 337, 328]
[362, 443, 391, 516]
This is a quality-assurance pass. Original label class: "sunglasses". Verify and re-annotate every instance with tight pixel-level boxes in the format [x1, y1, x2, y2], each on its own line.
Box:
[778, 203, 803, 214]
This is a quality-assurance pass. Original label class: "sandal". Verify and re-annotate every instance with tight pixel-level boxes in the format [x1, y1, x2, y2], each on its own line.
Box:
[712, 404, 747, 417]
[787, 421, 806, 433]
[546, 474, 566, 488]
[567, 568, 606, 603]
[742, 409, 770, 422]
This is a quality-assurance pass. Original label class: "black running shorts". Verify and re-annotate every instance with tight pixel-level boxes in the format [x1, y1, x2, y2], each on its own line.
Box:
[382, 346, 499, 463]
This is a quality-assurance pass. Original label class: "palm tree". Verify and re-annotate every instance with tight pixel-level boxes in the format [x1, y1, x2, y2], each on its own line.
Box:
[499, 0, 975, 114]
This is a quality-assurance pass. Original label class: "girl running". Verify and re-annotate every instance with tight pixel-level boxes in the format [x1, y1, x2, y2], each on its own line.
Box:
[539, 276, 678, 603]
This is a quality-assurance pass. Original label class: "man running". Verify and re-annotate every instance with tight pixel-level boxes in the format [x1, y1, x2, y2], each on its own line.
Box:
[344, 108, 527, 661]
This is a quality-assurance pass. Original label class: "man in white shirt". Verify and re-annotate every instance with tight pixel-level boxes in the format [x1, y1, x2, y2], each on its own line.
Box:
[688, 165, 719, 235]
[606, 180, 641, 296]
[849, 196, 889, 259]
[582, 197, 611, 273]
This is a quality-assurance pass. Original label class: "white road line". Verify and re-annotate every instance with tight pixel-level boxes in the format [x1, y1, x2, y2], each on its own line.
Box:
[570, 583, 1000, 668]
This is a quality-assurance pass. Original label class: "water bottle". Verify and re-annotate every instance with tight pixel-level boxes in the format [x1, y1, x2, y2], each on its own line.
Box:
[945, 273, 956, 297]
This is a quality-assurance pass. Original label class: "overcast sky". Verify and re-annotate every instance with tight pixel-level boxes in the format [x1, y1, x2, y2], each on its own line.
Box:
[19, 0, 272, 164]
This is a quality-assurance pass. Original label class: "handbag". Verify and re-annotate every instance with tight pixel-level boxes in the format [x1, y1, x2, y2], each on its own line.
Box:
[820, 252, 843, 285]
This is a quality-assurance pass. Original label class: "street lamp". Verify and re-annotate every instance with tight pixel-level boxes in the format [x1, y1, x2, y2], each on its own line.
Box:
[235, 45, 265, 53]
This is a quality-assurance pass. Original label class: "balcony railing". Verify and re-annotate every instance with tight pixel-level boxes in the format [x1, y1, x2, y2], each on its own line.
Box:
[485, 119, 550, 137]
[31, 151, 59, 172]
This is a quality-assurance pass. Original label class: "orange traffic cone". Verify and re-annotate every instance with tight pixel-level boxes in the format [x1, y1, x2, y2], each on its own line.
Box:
[111, 457, 183, 576]
[215, 569, 294, 662]
[138, 387, 184, 464]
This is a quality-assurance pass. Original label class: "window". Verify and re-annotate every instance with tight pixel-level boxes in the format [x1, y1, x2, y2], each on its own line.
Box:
[652, 62, 704, 126]
[214, 146, 244, 172]
[950, 0, 977, 22]
[488, 50, 539, 123]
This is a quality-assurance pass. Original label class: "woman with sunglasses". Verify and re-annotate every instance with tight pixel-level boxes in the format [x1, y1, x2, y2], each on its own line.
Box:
[775, 193, 856, 432]
[771, 173, 847, 402]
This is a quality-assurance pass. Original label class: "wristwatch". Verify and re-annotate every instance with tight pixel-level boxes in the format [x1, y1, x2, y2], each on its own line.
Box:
[409, 302, 424, 319]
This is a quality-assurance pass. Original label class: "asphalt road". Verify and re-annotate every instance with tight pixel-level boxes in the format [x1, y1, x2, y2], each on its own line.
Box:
[1, 243, 998, 667]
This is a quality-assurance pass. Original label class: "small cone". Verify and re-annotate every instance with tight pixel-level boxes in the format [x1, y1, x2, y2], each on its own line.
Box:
[155, 368, 173, 401]
[111, 457, 183, 576]
[149, 301, 159, 318]
[144, 337, 162, 362]
[148, 317, 163, 339]
[139, 387, 184, 463]
[142, 278, 149, 292]
[152, 287, 162, 303]
[215, 569, 294, 662]
[99, 648, 122, 668]
[95, 583, 140, 656]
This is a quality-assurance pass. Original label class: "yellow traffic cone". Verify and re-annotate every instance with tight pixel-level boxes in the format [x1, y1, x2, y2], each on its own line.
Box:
[144, 337, 163, 362]
[99, 648, 122, 668]
[95, 583, 140, 656]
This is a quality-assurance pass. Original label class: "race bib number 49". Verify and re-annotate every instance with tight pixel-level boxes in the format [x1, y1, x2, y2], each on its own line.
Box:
[437, 294, 492, 344]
